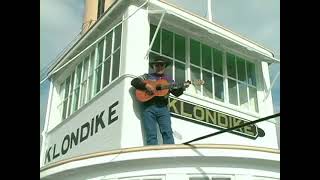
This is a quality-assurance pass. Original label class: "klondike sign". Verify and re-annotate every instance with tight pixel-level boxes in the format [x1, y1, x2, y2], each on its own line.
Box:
[168, 97, 265, 139]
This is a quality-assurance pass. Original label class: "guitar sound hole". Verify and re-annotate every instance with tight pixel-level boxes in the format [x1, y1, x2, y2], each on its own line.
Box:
[156, 85, 161, 90]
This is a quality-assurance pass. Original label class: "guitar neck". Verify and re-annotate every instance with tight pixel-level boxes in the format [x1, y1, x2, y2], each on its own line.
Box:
[153, 80, 203, 90]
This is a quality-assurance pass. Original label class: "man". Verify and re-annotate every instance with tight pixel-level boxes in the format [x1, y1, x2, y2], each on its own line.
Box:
[131, 56, 188, 145]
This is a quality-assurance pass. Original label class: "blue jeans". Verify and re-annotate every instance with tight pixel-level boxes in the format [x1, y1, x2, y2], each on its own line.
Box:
[142, 104, 174, 145]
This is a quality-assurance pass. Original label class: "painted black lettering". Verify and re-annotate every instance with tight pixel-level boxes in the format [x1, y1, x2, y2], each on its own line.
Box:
[53, 144, 60, 159]
[70, 129, 79, 149]
[205, 109, 217, 125]
[232, 117, 244, 133]
[108, 101, 119, 125]
[169, 99, 179, 113]
[193, 106, 204, 121]
[61, 135, 70, 155]
[90, 118, 94, 136]
[80, 122, 90, 143]
[95, 110, 106, 133]
[45, 146, 52, 163]
[244, 125, 255, 136]
[217, 113, 229, 128]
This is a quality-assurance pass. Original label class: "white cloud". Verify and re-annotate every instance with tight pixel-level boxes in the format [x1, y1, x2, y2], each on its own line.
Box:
[40, 0, 84, 70]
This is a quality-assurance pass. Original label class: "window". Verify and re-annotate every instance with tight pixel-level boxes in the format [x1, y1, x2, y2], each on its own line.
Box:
[67, 73, 74, 117]
[87, 50, 96, 101]
[190, 39, 201, 66]
[175, 34, 185, 62]
[58, 24, 122, 121]
[79, 56, 89, 107]
[112, 24, 122, 80]
[72, 62, 83, 112]
[94, 24, 122, 96]
[103, 32, 112, 87]
[162, 29, 173, 57]
[226, 53, 259, 112]
[149, 23, 259, 113]
[150, 24, 160, 52]
[149, 24, 186, 85]
[94, 39, 104, 94]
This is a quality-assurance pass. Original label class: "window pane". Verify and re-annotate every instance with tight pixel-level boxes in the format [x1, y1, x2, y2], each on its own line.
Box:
[150, 24, 160, 52]
[191, 66, 201, 93]
[61, 80, 67, 120]
[239, 82, 249, 109]
[62, 100, 68, 120]
[237, 57, 246, 82]
[249, 87, 259, 112]
[202, 44, 212, 70]
[103, 57, 111, 87]
[112, 49, 120, 80]
[80, 81, 87, 106]
[73, 88, 80, 112]
[59, 82, 65, 101]
[87, 50, 95, 100]
[164, 58, 173, 78]
[162, 29, 173, 57]
[95, 66, 102, 94]
[76, 62, 83, 86]
[213, 49, 223, 74]
[175, 61, 185, 83]
[202, 70, 213, 98]
[97, 40, 104, 64]
[80, 57, 89, 106]
[247, 61, 256, 86]
[90, 50, 95, 75]
[64, 76, 71, 99]
[105, 32, 112, 58]
[227, 53, 236, 78]
[214, 75, 224, 102]
[190, 39, 200, 66]
[82, 56, 89, 80]
[228, 79, 238, 105]
[67, 72, 75, 116]
[114, 24, 122, 50]
[87, 76, 93, 100]
[175, 34, 185, 62]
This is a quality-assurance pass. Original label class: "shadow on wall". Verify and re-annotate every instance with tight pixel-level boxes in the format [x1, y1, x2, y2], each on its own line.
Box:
[128, 87, 148, 145]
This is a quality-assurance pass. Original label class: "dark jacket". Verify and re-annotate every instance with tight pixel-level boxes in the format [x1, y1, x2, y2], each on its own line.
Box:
[131, 73, 185, 105]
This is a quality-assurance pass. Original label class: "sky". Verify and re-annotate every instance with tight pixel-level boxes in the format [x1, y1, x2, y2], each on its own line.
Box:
[40, 0, 280, 135]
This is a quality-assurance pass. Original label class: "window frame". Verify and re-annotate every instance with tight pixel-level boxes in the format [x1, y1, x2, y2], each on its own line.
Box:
[56, 23, 123, 122]
[149, 23, 260, 115]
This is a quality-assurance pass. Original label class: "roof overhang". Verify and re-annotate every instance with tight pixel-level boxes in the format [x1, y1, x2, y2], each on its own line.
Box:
[149, 0, 279, 64]
[47, 0, 128, 78]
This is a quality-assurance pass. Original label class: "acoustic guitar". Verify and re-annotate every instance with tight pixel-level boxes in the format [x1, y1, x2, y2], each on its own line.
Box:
[135, 79, 205, 102]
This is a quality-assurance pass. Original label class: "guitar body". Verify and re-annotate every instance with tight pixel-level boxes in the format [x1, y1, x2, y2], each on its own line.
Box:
[135, 79, 170, 102]
[135, 79, 204, 102]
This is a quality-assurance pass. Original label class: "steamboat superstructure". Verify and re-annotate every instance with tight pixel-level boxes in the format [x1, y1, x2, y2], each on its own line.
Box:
[40, 1, 280, 179]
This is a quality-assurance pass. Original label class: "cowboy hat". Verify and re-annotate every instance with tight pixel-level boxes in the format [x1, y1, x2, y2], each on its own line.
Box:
[149, 55, 171, 68]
